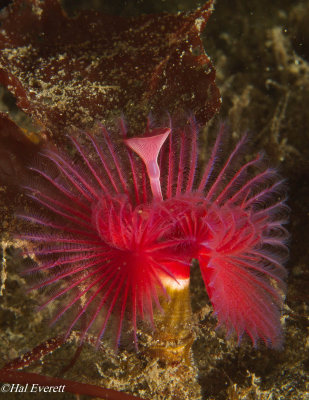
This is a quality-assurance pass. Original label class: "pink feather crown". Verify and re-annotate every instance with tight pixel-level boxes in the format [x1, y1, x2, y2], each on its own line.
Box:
[18, 116, 289, 349]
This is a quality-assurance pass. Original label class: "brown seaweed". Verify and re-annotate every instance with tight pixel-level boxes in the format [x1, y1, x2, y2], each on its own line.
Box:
[0, 0, 220, 144]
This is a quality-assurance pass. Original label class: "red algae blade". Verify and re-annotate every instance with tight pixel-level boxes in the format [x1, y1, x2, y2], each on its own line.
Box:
[0, 0, 220, 143]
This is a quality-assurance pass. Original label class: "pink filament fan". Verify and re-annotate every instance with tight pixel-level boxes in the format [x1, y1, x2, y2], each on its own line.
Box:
[18, 117, 289, 349]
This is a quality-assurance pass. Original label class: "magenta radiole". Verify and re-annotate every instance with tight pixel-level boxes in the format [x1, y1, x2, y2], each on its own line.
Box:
[18, 116, 289, 349]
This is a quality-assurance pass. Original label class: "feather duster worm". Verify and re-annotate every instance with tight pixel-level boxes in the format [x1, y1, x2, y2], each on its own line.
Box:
[18, 117, 289, 349]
